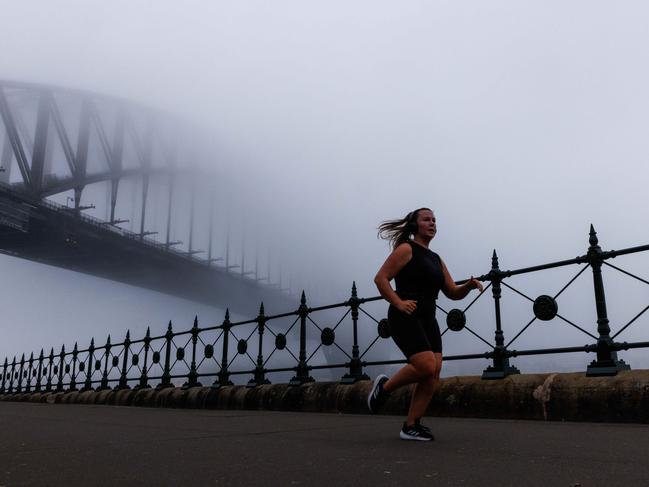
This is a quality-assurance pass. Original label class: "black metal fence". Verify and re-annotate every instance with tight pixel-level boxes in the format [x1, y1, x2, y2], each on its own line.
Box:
[2, 225, 649, 394]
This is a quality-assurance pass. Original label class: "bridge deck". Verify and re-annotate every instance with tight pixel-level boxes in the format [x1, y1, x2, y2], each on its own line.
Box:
[1, 402, 647, 486]
[0, 184, 295, 314]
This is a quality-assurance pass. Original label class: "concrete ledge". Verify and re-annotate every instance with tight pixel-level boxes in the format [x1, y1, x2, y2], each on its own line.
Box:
[2, 370, 649, 422]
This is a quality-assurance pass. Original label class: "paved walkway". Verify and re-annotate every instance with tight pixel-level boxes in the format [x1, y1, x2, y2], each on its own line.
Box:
[0, 402, 647, 486]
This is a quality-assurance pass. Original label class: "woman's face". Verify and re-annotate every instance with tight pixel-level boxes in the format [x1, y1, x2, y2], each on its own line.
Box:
[416, 210, 436, 239]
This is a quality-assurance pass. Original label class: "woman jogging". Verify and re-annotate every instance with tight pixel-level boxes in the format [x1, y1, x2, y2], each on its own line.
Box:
[368, 208, 483, 441]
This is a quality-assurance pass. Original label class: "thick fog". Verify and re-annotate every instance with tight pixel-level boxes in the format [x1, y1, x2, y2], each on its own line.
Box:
[1, 1, 648, 378]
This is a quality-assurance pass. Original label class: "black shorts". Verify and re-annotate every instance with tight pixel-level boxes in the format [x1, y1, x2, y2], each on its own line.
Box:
[388, 303, 442, 358]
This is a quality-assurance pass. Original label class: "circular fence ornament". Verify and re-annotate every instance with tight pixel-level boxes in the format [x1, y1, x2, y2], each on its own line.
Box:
[131, 355, 139, 366]
[23, 370, 28, 378]
[321, 328, 335, 346]
[152, 351, 161, 364]
[533, 295, 558, 321]
[446, 309, 467, 332]
[79, 363, 85, 372]
[176, 348, 185, 361]
[33, 368, 38, 376]
[275, 334, 287, 350]
[53, 366, 58, 375]
[64, 364, 70, 374]
[204, 344, 214, 359]
[377, 319, 391, 339]
[111, 356, 119, 368]
[237, 339, 248, 355]
[95, 360, 101, 371]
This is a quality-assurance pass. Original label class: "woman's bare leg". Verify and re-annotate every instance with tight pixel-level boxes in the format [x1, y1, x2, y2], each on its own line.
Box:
[383, 351, 437, 393]
[407, 353, 443, 424]
[407, 377, 436, 425]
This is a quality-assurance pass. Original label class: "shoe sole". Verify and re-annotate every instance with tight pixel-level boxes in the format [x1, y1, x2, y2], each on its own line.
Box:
[399, 431, 433, 441]
[367, 374, 388, 413]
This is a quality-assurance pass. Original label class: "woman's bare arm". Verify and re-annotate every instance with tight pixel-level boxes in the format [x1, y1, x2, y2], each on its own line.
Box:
[440, 258, 484, 300]
[374, 243, 417, 314]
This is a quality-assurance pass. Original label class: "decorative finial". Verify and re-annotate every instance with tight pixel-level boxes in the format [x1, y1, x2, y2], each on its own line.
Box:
[491, 249, 499, 269]
[589, 224, 598, 246]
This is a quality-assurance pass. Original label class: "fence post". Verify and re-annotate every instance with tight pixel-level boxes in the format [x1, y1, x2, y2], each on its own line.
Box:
[482, 250, 520, 379]
[184, 316, 201, 389]
[137, 327, 151, 389]
[290, 291, 315, 385]
[1, 357, 7, 394]
[16, 353, 24, 393]
[341, 282, 370, 384]
[8, 356, 16, 394]
[157, 321, 174, 389]
[35, 349, 44, 393]
[26, 352, 34, 393]
[586, 225, 630, 376]
[99, 336, 111, 390]
[45, 349, 54, 392]
[82, 339, 95, 392]
[248, 303, 270, 387]
[56, 345, 65, 392]
[69, 343, 79, 391]
[117, 331, 131, 390]
[214, 309, 233, 388]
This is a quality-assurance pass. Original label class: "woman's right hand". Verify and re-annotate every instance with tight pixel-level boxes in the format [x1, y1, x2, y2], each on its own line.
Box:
[396, 299, 417, 315]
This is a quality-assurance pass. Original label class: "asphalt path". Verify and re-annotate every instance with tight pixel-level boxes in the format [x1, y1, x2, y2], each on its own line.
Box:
[0, 402, 647, 486]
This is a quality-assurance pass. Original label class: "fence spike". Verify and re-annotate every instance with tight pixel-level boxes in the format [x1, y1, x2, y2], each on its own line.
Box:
[589, 224, 598, 246]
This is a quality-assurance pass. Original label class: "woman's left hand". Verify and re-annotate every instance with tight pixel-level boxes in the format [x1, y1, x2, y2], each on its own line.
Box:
[468, 276, 484, 292]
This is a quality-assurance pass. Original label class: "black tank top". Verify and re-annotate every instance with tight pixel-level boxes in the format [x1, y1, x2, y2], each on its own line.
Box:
[394, 241, 445, 300]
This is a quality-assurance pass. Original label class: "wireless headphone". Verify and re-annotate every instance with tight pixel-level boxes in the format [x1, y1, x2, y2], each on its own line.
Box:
[405, 210, 419, 235]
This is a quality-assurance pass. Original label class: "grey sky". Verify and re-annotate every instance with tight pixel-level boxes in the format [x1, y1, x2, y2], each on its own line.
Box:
[1, 1, 648, 375]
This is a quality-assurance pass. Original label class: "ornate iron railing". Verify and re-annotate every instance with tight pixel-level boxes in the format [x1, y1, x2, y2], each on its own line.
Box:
[2, 225, 649, 394]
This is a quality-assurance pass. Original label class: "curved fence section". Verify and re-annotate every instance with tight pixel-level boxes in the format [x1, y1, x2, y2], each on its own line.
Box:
[2, 225, 649, 394]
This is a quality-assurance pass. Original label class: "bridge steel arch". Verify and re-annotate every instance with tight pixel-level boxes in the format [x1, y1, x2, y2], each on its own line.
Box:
[0, 80, 294, 313]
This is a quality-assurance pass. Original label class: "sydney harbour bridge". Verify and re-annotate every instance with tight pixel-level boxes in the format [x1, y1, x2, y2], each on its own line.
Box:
[0, 80, 294, 313]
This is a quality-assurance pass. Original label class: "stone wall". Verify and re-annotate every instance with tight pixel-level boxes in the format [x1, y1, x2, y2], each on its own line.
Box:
[2, 370, 649, 422]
